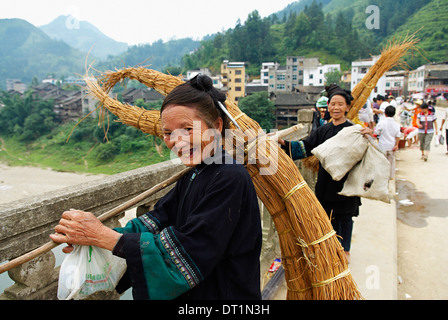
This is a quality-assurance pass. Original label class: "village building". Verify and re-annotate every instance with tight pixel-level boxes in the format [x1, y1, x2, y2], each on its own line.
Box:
[221, 60, 246, 104]
[408, 61, 448, 97]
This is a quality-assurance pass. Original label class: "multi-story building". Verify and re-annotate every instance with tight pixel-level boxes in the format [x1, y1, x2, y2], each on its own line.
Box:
[408, 65, 425, 94]
[408, 62, 448, 97]
[384, 70, 408, 97]
[351, 55, 386, 100]
[221, 60, 245, 104]
[260, 62, 278, 86]
[267, 56, 340, 92]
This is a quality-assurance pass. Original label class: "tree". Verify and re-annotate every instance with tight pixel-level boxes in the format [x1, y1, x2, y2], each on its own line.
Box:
[238, 92, 276, 130]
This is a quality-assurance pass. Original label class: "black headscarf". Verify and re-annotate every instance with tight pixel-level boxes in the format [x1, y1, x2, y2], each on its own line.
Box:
[326, 83, 353, 106]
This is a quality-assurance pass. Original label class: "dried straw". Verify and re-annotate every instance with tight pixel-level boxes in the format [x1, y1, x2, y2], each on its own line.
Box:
[347, 31, 421, 121]
[85, 68, 363, 299]
[303, 33, 421, 172]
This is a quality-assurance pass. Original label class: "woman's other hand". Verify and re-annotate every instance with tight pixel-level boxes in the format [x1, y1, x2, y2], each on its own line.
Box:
[360, 127, 373, 138]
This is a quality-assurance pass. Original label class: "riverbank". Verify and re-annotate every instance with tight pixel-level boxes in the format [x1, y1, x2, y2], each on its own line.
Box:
[0, 163, 107, 204]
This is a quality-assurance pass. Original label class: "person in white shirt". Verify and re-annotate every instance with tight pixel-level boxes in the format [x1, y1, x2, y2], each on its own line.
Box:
[388, 95, 397, 108]
[373, 95, 389, 122]
[374, 106, 401, 179]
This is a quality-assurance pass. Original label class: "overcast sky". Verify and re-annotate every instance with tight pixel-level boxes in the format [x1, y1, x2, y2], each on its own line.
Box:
[0, 0, 295, 45]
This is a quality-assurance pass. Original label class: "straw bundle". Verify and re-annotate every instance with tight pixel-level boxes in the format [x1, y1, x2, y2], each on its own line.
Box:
[85, 68, 363, 299]
[347, 32, 421, 121]
[303, 34, 420, 172]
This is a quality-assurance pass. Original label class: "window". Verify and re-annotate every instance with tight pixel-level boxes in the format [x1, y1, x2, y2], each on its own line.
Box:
[276, 84, 285, 90]
[292, 66, 298, 71]
[292, 75, 297, 81]
[235, 70, 242, 75]
[386, 82, 390, 87]
[235, 78, 241, 83]
[277, 75, 285, 81]
[235, 87, 241, 92]
[309, 74, 314, 79]
[361, 67, 368, 73]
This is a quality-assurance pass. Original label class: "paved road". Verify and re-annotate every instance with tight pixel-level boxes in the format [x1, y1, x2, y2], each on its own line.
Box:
[395, 120, 448, 299]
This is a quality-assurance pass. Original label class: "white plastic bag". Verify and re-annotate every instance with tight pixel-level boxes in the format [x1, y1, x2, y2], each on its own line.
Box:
[338, 144, 391, 203]
[57, 245, 127, 300]
[311, 124, 368, 181]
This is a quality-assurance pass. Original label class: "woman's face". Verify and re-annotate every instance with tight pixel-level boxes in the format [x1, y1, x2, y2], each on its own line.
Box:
[161, 105, 223, 167]
[328, 95, 349, 122]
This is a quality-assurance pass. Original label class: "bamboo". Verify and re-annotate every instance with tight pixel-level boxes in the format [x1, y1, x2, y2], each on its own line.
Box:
[85, 68, 363, 299]
[0, 167, 191, 275]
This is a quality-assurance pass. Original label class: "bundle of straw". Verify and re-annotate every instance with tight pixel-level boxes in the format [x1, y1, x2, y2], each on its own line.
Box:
[85, 68, 363, 299]
[303, 33, 420, 172]
[347, 32, 421, 121]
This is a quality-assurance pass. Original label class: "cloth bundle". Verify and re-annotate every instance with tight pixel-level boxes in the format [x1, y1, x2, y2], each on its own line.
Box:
[312, 125, 390, 203]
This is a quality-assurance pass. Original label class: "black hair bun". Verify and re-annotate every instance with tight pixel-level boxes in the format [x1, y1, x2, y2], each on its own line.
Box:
[190, 74, 214, 92]
[190, 74, 226, 106]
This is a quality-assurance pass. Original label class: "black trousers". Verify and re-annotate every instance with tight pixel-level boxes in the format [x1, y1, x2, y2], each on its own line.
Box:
[330, 214, 354, 252]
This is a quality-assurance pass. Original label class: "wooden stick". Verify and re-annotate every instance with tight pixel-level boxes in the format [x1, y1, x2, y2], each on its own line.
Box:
[0, 166, 191, 275]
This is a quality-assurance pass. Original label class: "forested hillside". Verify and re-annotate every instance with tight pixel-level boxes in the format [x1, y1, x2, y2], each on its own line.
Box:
[0, 19, 86, 90]
[182, 0, 446, 76]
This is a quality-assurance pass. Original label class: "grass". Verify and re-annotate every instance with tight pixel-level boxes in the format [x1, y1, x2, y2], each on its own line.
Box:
[0, 134, 172, 175]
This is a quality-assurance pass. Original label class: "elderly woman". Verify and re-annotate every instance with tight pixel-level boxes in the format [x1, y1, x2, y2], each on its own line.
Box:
[50, 75, 262, 300]
[277, 84, 372, 263]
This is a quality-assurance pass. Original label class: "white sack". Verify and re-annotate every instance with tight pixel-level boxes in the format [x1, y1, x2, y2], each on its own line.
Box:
[311, 124, 368, 181]
[338, 144, 391, 203]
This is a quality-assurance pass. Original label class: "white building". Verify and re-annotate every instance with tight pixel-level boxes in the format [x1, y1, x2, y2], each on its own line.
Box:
[266, 57, 340, 92]
[261, 62, 278, 86]
[351, 55, 386, 100]
[408, 65, 425, 93]
[305, 64, 341, 87]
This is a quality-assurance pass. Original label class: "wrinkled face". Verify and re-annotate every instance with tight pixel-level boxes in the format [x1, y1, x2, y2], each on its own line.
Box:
[161, 105, 222, 167]
[328, 95, 349, 122]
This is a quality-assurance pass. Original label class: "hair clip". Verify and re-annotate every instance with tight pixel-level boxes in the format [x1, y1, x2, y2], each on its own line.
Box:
[218, 101, 242, 130]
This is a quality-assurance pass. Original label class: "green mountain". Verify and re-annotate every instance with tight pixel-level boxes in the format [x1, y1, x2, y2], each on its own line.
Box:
[98, 38, 201, 73]
[0, 18, 85, 90]
[184, 0, 446, 75]
[385, 0, 448, 66]
[39, 15, 128, 60]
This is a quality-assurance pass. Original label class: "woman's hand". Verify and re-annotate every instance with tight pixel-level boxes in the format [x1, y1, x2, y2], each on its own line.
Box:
[267, 132, 286, 147]
[50, 209, 121, 252]
[360, 127, 373, 138]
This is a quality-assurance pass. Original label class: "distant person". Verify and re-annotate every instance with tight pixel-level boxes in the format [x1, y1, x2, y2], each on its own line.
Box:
[388, 95, 397, 108]
[372, 97, 380, 124]
[374, 106, 401, 179]
[440, 108, 448, 155]
[416, 103, 438, 161]
[373, 95, 388, 122]
[403, 126, 418, 147]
